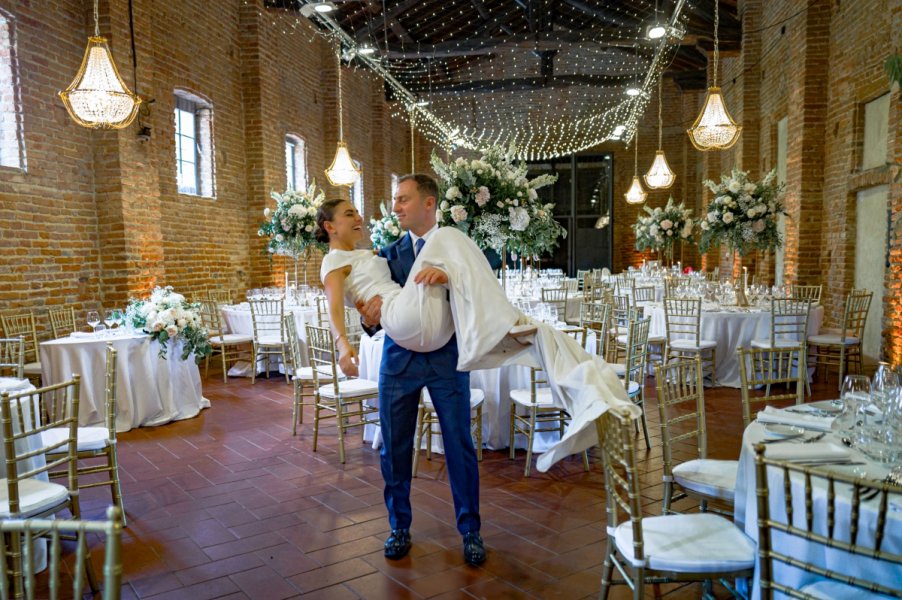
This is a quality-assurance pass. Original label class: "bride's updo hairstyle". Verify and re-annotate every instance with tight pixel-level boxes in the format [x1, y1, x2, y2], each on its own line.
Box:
[314, 198, 348, 244]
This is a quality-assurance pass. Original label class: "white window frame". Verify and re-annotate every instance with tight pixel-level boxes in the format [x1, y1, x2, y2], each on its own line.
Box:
[285, 134, 307, 191]
[351, 161, 364, 216]
[174, 91, 215, 197]
[0, 9, 25, 171]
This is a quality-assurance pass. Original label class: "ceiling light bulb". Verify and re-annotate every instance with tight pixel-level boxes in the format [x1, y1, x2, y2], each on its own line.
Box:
[626, 87, 642, 97]
[647, 24, 667, 39]
[358, 44, 376, 56]
[415, 98, 430, 107]
[613, 125, 626, 136]
[313, 2, 335, 13]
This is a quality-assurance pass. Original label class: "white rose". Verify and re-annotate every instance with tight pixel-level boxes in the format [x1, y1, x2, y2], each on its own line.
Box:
[165, 324, 179, 337]
[456, 157, 465, 166]
[263, 207, 271, 217]
[660, 219, 673, 230]
[152, 320, 164, 332]
[440, 201, 449, 211]
[728, 181, 742, 193]
[701, 221, 710, 230]
[305, 225, 313, 232]
[756, 204, 766, 215]
[753, 219, 766, 233]
[496, 201, 504, 208]
[707, 212, 717, 223]
[450, 205, 468, 223]
[744, 182, 756, 193]
[747, 209, 756, 218]
[445, 186, 460, 200]
[681, 221, 693, 239]
[177, 318, 188, 328]
[722, 212, 734, 224]
[528, 189, 538, 201]
[649, 224, 659, 236]
[508, 206, 530, 231]
[276, 234, 284, 242]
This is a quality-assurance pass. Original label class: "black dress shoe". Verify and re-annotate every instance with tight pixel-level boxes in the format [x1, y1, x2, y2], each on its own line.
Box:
[463, 531, 486, 565]
[384, 529, 411, 560]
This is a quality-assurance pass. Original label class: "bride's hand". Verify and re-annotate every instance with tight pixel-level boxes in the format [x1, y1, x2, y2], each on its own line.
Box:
[414, 267, 448, 286]
[337, 340, 359, 377]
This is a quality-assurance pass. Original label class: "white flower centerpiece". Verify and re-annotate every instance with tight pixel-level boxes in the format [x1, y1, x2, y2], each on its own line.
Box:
[697, 169, 785, 257]
[632, 197, 696, 264]
[258, 181, 328, 285]
[369, 201, 405, 251]
[125, 286, 212, 362]
[430, 146, 565, 266]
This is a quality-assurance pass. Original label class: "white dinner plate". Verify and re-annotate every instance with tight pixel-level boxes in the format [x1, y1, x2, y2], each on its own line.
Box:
[764, 423, 805, 439]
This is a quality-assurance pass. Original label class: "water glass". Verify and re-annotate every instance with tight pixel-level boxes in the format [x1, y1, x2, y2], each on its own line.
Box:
[832, 375, 870, 442]
[86, 310, 100, 334]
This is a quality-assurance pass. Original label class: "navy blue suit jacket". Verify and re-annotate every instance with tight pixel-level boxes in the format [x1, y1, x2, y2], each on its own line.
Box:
[377, 233, 460, 377]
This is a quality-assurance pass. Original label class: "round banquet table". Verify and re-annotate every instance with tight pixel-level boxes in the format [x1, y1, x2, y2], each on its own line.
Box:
[220, 303, 319, 375]
[640, 302, 824, 388]
[39, 333, 209, 432]
[734, 416, 902, 598]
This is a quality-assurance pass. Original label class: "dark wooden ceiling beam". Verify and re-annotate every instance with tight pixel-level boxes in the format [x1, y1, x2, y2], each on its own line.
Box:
[470, 0, 515, 36]
[560, 0, 640, 27]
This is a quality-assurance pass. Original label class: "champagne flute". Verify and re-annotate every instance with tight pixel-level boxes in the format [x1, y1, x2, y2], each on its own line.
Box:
[86, 310, 100, 334]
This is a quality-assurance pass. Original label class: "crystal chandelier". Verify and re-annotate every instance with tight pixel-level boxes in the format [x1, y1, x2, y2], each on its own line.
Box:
[644, 79, 675, 189]
[59, 0, 141, 129]
[325, 45, 360, 187]
[625, 128, 647, 205]
[687, 3, 741, 150]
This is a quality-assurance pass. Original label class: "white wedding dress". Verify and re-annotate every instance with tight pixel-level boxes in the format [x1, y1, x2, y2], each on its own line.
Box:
[321, 227, 638, 471]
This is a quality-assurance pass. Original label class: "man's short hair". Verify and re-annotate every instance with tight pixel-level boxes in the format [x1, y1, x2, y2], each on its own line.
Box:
[398, 173, 439, 201]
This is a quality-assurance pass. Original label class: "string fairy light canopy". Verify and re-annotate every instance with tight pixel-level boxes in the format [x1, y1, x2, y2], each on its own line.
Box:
[258, 1, 742, 159]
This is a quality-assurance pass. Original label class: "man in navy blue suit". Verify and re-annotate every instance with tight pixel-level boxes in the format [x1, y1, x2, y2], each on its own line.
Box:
[359, 173, 485, 565]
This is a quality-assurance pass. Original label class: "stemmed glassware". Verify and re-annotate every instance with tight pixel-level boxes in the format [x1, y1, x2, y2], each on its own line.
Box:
[832, 374, 870, 443]
[104, 310, 117, 337]
[86, 310, 101, 334]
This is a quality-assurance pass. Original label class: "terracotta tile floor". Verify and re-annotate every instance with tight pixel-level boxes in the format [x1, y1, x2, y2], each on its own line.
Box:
[45, 366, 838, 599]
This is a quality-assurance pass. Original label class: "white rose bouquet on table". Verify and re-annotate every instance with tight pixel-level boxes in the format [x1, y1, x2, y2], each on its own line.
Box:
[633, 197, 696, 253]
[125, 286, 212, 362]
[258, 181, 328, 258]
[369, 201, 405, 251]
[697, 169, 785, 256]
[431, 145, 565, 258]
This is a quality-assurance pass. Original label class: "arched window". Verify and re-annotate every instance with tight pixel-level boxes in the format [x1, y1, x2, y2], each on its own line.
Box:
[285, 134, 307, 191]
[174, 90, 215, 197]
[0, 10, 25, 170]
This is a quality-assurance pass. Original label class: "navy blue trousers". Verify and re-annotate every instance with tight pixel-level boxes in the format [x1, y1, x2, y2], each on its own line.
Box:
[378, 354, 480, 535]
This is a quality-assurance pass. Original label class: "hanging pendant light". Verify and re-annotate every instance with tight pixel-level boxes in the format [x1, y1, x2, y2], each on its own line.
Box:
[59, 0, 141, 129]
[325, 44, 360, 187]
[687, 2, 741, 150]
[644, 79, 676, 189]
[625, 128, 647, 205]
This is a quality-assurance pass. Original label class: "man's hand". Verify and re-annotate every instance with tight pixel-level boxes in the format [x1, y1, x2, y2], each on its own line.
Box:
[358, 296, 383, 328]
[414, 267, 449, 286]
[337, 343, 360, 377]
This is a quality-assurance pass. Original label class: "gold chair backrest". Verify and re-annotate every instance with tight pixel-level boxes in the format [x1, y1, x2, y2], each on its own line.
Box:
[654, 357, 706, 481]
[561, 326, 587, 351]
[207, 289, 233, 306]
[0, 505, 123, 600]
[104, 344, 119, 441]
[305, 324, 341, 395]
[769, 298, 811, 348]
[540, 287, 568, 318]
[623, 317, 650, 387]
[596, 407, 644, 563]
[0, 312, 39, 364]
[736, 346, 805, 427]
[753, 445, 902, 599]
[248, 299, 284, 342]
[610, 294, 632, 330]
[0, 337, 24, 379]
[48, 307, 78, 338]
[283, 314, 302, 373]
[1, 377, 81, 515]
[576, 269, 590, 291]
[663, 297, 702, 346]
[315, 296, 330, 327]
[790, 284, 822, 304]
[842, 288, 872, 341]
[198, 300, 224, 338]
[579, 301, 610, 357]
[631, 285, 656, 305]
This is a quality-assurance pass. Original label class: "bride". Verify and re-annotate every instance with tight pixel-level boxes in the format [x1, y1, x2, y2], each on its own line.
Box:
[317, 198, 637, 471]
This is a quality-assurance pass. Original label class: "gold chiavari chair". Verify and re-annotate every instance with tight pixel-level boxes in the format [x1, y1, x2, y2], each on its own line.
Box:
[0, 505, 123, 600]
[737, 346, 805, 428]
[751, 298, 813, 395]
[0, 376, 91, 598]
[0, 312, 41, 383]
[790, 284, 822, 304]
[606, 294, 631, 363]
[47, 307, 77, 339]
[808, 288, 872, 390]
[540, 287, 568, 323]
[596, 407, 755, 600]
[315, 296, 330, 327]
[284, 315, 335, 435]
[412, 388, 485, 477]
[704, 267, 720, 282]
[579, 301, 610, 358]
[248, 298, 289, 384]
[207, 289, 233, 306]
[576, 269, 591, 291]
[656, 357, 737, 514]
[0, 337, 24, 379]
[611, 317, 651, 449]
[199, 300, 252, 383]
[663, 297, 717, 386]
[306, 324, 379, 464]
[753, 444, 902, 599]
[46, 344, 126, 526]
[631, 285, 656, 305]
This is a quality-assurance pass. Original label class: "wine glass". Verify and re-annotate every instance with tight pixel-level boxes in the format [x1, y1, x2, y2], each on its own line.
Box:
[86, 310, 100, 334]
[832, 375, 870, 444]
[113, 309, 124, 334]
[104, 310, 116, 336]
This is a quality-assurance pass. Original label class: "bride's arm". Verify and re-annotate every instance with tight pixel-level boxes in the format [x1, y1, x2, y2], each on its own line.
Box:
[322, 266, 359, 377]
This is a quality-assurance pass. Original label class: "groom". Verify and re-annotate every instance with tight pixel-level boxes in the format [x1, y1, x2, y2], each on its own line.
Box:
[359, 173, 485, 566]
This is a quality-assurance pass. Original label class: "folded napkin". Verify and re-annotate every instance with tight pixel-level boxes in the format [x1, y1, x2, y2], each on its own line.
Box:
[70, 331, 97, 338]
[0, 377, 30, 393]
[756, 405, 835, 432]
[766, 442, 851, 462]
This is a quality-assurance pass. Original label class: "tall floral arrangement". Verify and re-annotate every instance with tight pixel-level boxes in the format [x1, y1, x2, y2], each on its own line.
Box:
[258, 181, 328, 257]
[125, 286, 212, 362]
[697, 169, 785, 256]
[369, 201, 404, 251]
[632, 197, 695, 253]
[430, 146, 565, 258]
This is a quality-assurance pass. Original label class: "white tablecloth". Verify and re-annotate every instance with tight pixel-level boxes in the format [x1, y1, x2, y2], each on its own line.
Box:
[220, 304, 319, 375]
[358, 330, 598, 453]
[641, 303, 824, 387]
[39, 334, 209, 432]
[734, 419, 902, 598]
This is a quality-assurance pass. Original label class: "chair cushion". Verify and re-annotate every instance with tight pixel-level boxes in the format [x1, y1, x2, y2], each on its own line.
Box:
[624, 380, 641, 398]
[614, 513, 755, 572]
[808, 334, 859, 346]
[318, 378, 378, 399]
[750, 338, 804, 349]
[23, 362, 41, 375]
[647, 335, 666, 344]
[615, 334, 628, 345]
[42, 426, 110, 452]
[611, 363, 626, 377]
[292, 366, 334, 381]
[510, 388, 555, 407]
[255, 335, 284, 346]
[211, 333, 253, 345]
[423, 388, 485, 411]
[672, 459, 738, 502]
[0, 478, 70, 518]
[669, 339, 717, 351]
[800, 580, 896, 600]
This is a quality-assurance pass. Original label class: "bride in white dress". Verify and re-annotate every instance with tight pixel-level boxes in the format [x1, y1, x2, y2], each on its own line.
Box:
[317, 199, 638, 471]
